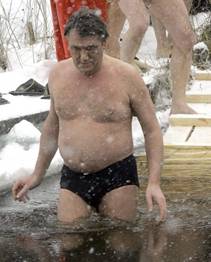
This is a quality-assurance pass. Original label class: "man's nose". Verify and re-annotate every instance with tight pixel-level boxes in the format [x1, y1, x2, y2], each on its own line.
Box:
[80, 49, 89, 62]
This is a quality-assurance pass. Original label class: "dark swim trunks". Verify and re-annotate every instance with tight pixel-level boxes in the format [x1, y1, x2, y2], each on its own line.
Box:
[60, 155, 140, 210]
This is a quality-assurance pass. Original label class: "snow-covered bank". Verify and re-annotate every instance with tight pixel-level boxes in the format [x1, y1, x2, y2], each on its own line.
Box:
[0, 120, 62, 193]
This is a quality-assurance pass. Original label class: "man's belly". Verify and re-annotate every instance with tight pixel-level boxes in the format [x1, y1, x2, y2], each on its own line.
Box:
[58, 120, 133, 172]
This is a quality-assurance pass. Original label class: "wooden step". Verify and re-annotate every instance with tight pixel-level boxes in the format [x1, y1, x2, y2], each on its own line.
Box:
[186, 94, 211, 103]
[164, 151, 211, 159]
[169, 114, 211, 127]
[137, 145, 211, 158]
[136, 155, 211, 177]
[195, 72, 211, 81]
[139, 164, 211, 173]
[140, 158, 211, 164]
[138, 152, 211, 161]
[164, 144, 211, 151]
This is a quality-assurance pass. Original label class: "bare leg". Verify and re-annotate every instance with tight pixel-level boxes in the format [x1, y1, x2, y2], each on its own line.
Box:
[152, 0, 193, 59]
[170, 45, 196, 114]
[151, 16, 172, 58]
[184, 0, 193, 12]
[99, 185, 139, 222]
[149, 0, 196, 114]
[105, 1, 125, 58]
[57, 189, 91, 223]
[118, 0, 150, 64]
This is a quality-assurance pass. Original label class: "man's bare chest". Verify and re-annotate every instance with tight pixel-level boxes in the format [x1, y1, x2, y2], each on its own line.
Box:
[54, 83, 131, 122]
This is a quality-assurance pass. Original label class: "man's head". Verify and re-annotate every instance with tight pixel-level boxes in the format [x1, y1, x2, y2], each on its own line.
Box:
[64, 7, 109, 76]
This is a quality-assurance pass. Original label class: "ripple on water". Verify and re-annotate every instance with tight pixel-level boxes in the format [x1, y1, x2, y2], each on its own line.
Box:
[0, 175, 210, 261]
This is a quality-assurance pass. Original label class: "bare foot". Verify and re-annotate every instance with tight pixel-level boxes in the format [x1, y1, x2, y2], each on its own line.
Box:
[171, 103, 197, 114]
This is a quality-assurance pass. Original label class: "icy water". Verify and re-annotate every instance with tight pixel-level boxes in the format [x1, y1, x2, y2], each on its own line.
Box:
[0, 174, 210, 262]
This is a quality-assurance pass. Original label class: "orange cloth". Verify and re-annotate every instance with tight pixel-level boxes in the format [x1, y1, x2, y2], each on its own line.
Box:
[50, 0, 109, 61]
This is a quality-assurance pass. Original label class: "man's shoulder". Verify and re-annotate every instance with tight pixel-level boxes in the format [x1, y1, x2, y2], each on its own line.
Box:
[105, 56, 145, 93]
[106, 55, 139, 76]
[49, 58, 73, 75]
[48, 58, 74, 87]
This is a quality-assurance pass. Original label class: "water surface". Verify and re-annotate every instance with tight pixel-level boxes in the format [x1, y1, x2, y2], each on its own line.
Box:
[0, 174, 210, 262]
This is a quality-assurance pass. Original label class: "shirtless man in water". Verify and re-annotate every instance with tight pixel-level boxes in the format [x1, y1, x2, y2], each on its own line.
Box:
[106, 0, 197, 114]
[12, 8, 166, 223]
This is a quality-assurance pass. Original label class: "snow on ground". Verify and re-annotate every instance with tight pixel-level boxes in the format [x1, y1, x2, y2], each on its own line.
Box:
[191, 11, 210, 34]
[187, 80, 211, 94]
[0, 0, 54, 71]
[0, 96, 49, 121]
[0, 120, 62, 193]
[0, 59, 56, 94]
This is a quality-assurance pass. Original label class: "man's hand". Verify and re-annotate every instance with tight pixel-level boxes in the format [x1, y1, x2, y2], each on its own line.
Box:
[146, 183, 167, 221]
[12, 175, 42, 203]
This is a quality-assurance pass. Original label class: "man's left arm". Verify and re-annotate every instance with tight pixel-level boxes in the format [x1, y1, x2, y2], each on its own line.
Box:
[129, 70, 167, 221]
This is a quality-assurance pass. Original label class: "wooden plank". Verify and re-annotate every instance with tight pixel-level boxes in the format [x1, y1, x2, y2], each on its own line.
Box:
[137, 159, 211, 166]
[137, 160, 211, 169]
[137, 149, 211, 159]
[136, 153, 211, 177]
[137, 166, 211, 177]
[166, 171, 210, 177]
[186, 94, 211, 103]
[195, 72, 211, 81]
[163, 162, 211, 168]
[169, 114, 211, 127]
[140, 158, 211, 164]
[136, 163, 211, 177]
[164, 152, 211, 159]
[137, 151, 211, 163]
[164, 144, 211, 151]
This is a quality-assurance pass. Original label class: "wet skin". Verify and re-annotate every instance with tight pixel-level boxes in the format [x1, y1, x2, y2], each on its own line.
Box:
[12, 29, 166, 223]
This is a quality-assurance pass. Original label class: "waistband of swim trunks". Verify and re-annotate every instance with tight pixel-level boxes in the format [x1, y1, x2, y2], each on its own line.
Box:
[62, 154, 135, 176]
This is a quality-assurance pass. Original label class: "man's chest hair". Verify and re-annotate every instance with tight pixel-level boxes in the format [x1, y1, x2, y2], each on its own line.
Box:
[54, 83, 131, 122]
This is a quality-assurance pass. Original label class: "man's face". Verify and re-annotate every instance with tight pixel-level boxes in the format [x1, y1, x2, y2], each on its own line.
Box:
[67, 29, 105, 76]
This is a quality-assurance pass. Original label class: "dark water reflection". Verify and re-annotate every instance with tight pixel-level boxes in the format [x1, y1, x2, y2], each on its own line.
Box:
[0, 225, 210, 262]
[0, 175, 210, 261]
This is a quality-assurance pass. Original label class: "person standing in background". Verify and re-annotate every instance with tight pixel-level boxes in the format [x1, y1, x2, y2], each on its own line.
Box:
[106, 0, 197, 114]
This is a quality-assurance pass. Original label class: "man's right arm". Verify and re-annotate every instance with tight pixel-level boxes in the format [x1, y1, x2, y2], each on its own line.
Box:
[127, 66, 167, 221]
[12, 93, 59, 202]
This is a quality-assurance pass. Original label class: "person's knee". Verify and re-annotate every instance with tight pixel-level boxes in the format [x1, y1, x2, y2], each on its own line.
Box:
[183, 31, 196, 53]
[57, 189, 91, 223]
[99, 185, 138, 222]
[174, 30, 196, 54]
[129, 17, 149, 38]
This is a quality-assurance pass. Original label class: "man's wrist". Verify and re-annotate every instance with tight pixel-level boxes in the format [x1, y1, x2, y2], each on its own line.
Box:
[148, 175, 161, 185]
[30, 173, 44, 186]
